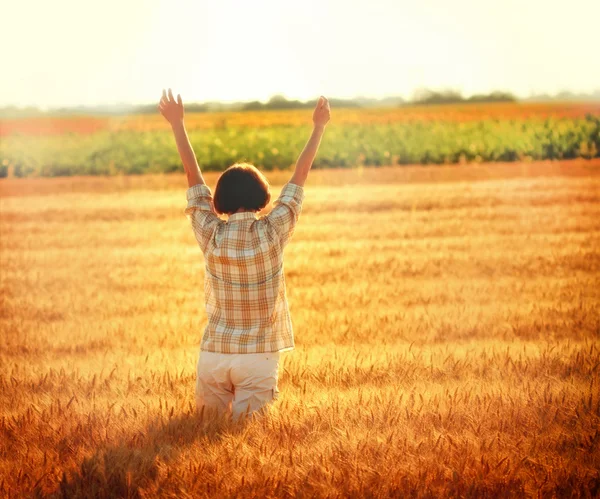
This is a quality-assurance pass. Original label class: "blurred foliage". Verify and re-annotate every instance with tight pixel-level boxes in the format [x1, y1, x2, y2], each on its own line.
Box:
[0, 110, 599, 178]
[412, 89, 516, 105]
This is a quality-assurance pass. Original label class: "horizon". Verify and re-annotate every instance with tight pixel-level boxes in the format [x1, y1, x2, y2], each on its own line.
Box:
[3, 0, 600, 108]
[4, 88, 600, 113]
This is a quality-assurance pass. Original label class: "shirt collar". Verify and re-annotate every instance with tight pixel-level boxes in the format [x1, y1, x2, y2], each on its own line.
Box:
[227, 212, 258, 222]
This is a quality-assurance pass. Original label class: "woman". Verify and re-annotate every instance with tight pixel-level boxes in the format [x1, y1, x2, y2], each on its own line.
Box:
[158, 89, 331, 419]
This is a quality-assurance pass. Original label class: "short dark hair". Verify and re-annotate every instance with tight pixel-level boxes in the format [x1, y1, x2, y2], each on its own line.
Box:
[213, 163, 271, 215]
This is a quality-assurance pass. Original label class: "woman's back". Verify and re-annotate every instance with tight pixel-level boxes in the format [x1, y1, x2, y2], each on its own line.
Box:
[186, 182, 305, 354]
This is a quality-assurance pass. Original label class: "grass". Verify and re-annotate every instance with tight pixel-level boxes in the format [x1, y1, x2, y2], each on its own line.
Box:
[2, 102, 599, 176]
[1, 159, 599, 497]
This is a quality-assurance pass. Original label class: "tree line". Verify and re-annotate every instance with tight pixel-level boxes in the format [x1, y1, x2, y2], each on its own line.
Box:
[1, 89, 599, 118]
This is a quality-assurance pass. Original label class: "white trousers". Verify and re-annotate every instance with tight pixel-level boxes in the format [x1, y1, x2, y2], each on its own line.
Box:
[195, 350, 281, 419]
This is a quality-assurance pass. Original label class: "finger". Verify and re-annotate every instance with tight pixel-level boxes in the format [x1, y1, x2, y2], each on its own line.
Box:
[162, 89, 167, 101]
[160, 97, 168, 106]
[317, 96, 324, 108]
[177, 94, 183, 106]
[168, 88, 175, 103]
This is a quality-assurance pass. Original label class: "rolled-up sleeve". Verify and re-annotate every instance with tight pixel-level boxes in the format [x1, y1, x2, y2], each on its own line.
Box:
[264, 182, 305, 248]
[185, 184, 223, 253]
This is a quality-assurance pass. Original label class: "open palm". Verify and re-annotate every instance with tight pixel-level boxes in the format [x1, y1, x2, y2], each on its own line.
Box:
[158, 88, 184, 125]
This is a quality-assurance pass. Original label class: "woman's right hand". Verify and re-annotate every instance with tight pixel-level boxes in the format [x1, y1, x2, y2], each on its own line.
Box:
[312, 96, 331, 129]
[158, 88, 184, 127]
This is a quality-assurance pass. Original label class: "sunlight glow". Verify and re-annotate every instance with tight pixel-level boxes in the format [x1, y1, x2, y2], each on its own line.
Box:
[2, 0, 599, 107]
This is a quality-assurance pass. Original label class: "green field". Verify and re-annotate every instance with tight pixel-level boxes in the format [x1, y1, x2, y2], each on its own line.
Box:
[1, 104, 599, 177]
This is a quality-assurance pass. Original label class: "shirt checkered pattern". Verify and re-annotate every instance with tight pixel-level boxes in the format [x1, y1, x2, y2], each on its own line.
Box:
[185, 181, 305, 353]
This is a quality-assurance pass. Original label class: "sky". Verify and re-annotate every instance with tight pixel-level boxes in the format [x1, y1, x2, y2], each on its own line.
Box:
[2, 0, 599, 108]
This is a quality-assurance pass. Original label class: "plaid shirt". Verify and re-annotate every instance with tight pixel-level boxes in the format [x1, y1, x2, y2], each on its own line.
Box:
[185, 181, 304, 353]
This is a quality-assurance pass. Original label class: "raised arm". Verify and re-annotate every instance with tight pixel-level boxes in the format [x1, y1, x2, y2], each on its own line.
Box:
[290, 96, 331, 187]
[158, 88, 205, 188]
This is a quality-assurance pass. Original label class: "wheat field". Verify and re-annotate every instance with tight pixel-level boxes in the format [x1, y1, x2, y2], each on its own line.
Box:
[1, 160, 599, 497]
